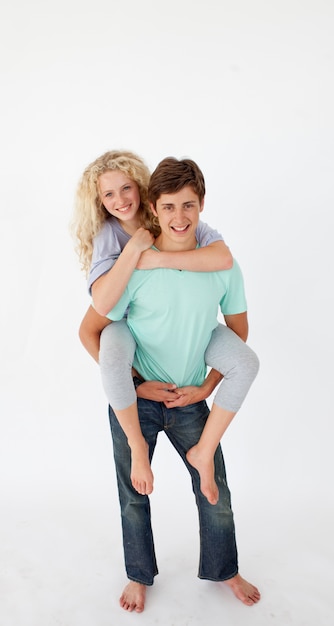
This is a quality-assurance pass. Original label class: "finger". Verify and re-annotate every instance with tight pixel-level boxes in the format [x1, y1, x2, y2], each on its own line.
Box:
[163, 391, 181, 400]
[164, 397, 186, 408]
[164, 384, 177, 391]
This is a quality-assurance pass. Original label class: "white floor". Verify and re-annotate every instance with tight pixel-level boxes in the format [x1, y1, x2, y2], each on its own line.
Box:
[1, 395, 333, 626]
[2, 486, 333, 626]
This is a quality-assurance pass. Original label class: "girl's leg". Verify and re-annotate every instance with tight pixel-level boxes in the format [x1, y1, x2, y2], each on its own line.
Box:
[186, 404, 236, 504]
[206, 324, 260, 413]
[187, 324, 260, 505]
[100, 321, 153, 495]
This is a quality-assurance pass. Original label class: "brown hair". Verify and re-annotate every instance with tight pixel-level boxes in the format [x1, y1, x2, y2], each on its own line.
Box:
[148, 157, 206, 208]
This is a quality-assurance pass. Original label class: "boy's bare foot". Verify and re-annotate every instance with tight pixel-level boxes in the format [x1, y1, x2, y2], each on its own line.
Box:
[224, 574, 261, 606]
[186, 445, 219, 505]
[130, 441, 154, 496]
[120, 581, 147, 612]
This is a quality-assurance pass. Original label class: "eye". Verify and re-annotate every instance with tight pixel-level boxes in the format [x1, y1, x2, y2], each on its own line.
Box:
[123, 185, 131, 191]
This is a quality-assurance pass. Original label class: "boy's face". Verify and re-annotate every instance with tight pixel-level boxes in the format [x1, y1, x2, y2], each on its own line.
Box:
[150, 186, 204, 251]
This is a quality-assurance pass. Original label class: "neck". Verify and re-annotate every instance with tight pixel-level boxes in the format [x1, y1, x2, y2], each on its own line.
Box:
[154, 233, 197, 252]
[118, 216, 141, 236]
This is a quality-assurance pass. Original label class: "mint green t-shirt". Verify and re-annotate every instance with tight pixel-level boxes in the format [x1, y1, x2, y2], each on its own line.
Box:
[106, 258, 247, 387]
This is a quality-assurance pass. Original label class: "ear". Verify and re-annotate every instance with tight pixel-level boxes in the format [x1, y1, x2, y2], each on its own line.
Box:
[199, 197, 205, 213]
[149, 201, 158, 217]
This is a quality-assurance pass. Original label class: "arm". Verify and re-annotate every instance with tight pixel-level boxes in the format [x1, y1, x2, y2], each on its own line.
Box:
[137, 240, 233, 272]
[78, 305, 112, 362]
[224, 311, 249, 342]
[92, 228, 154, 316]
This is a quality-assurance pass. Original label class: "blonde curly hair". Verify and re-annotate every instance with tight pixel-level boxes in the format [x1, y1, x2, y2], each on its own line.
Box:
[71, 150, 160, 274]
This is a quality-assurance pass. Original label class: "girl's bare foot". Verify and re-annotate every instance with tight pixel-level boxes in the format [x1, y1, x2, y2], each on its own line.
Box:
[224, 574, 261, 605]
[120, 581, 147, 612]
[130, 441, 154, 495]
[186, 445, 219, 505]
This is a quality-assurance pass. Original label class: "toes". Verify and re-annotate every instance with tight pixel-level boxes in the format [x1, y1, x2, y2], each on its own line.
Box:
[132, 478, 147, 495]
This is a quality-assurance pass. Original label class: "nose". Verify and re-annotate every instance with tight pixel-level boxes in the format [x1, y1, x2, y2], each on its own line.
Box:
[174, 207, 187, 223]
[115, 190, 126, 205]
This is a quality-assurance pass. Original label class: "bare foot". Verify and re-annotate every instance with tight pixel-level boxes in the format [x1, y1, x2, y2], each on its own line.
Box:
[224, 573, 261, 606]
[130, 441, 154, 496]
[120, 581, 147, 612]
[186, 445, 219, 505]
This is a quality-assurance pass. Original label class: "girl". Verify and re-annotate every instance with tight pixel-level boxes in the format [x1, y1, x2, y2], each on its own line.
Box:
[72, 150, 258, 504]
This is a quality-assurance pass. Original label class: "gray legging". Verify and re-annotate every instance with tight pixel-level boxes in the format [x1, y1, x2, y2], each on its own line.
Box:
[99, 320, 259, 412]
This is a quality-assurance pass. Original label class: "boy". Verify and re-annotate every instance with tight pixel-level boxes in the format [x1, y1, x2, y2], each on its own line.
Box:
[104, 157, 260, 611]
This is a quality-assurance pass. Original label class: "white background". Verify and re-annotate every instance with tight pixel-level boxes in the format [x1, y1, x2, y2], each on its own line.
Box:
[0, 1, 333, 624]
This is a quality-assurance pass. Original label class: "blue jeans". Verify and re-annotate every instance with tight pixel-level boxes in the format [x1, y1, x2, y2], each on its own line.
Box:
[108, 395, 238, 586]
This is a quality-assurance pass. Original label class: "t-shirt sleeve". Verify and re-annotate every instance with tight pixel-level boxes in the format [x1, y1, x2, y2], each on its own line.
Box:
[195, 220, 224, 246]
[87, 222, 122, 294]
[219, 259, 248, 315]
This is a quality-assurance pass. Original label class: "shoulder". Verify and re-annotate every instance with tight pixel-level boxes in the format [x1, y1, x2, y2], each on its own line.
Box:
[92, 218, 121, 256]
[94, 216, 119, 241]
[195, 220, 224, 245]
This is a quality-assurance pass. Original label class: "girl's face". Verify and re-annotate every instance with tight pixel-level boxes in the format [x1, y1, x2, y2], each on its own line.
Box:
[98, 169, 141, 226]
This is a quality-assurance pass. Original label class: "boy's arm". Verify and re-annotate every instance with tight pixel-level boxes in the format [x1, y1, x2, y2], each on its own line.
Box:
[79, 305, 112, 362]
[92, 228, 154, 316]
[136, 240, 233, 272]
[224, 312, 249, 342]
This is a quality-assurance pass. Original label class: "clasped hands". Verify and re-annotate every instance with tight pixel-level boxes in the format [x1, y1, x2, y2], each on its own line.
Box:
[136, 380, 206, 408]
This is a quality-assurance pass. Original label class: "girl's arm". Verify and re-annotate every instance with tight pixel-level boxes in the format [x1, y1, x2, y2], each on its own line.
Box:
[137, 240, 232, 272]
[92, 227, 154, 316]
[92, 222, 231, 315]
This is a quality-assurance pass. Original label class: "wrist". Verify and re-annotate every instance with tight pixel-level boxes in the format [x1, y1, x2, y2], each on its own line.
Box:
[125, 238, 144, 259]
[199, 379, 216, 399]
[201, 370, 223, 397]
[196, 386, 209, 401]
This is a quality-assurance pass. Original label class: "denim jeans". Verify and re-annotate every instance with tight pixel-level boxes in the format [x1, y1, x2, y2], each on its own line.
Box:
[108, 395, 238, 586]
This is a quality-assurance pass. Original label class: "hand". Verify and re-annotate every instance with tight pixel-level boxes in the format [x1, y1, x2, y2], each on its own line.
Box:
[136, 380, 181, 403]
[129, 228, 155, 254]
[163, 385, 205, 408]
[136, 248, 160, 270]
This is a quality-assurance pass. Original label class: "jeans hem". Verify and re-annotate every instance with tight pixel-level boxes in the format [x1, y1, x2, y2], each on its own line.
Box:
[127, 573, 158, 587]
[197, 568, 238, 582]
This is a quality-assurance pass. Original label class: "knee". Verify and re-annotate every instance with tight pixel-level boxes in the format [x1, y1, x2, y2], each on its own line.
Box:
[100, 322, 135, 365]
[245, 347, 260, 380]
[233, 350, 259, 390]
[223, 344, 260, 384]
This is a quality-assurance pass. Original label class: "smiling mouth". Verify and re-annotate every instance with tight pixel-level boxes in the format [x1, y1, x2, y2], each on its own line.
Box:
[171, 225, 190, 233]
[117, 204, 131, 213]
